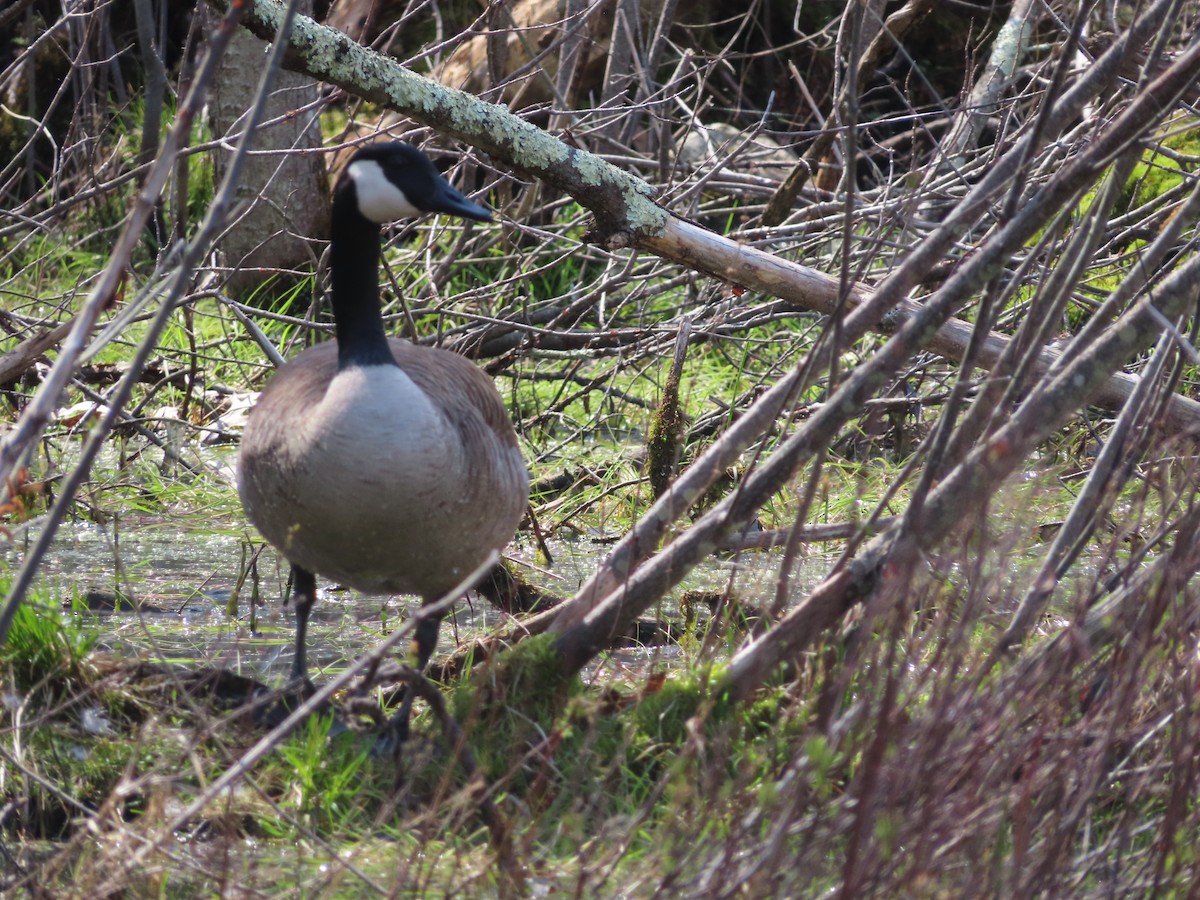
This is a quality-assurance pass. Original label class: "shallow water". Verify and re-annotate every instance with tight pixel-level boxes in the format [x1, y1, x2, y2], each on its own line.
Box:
[4, 512, 516, 683]
[0, 431, 840, 689]
[2, 494, 835, 691]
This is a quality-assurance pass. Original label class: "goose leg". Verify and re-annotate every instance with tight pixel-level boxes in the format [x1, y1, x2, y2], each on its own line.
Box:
[412, 613, 443, 674]
[290, 565, 318, 685]
[387, 612, 444, 746]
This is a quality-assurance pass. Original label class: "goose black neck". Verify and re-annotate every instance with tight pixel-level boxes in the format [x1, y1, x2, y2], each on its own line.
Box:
[330, 187, 398, 370]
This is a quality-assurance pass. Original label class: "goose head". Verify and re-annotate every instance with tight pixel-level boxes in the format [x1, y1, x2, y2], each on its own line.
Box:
[328, 142, 492, 369]
[338, 142, 492, 225]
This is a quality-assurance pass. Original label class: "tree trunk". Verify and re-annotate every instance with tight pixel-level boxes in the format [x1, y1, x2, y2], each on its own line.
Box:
[208, 1, 328, 297]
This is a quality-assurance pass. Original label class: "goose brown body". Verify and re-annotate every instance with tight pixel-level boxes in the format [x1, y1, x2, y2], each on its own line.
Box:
[238, 339, 527, 602]
[234, 141, 526, 700]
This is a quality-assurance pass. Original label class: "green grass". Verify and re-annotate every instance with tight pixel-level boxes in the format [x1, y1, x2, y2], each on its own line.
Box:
[0, 575, 824, 891]
[267, 712, 382, 836]
[0, 594, 97, 703]
[2, 440, 1198, 895]
[5, 86, 1200, 894]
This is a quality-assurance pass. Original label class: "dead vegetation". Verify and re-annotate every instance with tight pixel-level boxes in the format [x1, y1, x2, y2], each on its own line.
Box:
[4, 0, 1200, 894]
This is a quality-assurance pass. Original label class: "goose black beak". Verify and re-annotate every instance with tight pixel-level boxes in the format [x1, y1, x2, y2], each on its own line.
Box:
[428, 182, 492, 223]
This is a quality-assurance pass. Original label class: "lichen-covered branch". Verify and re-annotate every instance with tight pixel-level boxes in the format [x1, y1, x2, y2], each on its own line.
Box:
[549, 29, 1200, 677]
[206, 0, 1200, 436]
[206, 0, 667, 240]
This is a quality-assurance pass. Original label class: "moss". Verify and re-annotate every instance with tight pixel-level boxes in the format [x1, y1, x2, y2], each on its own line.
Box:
[448, 634, 581, 781]
[645, 356, 687, 500]
[1, 723, 174, 839]
[633, 676, 713, 746]
[630, 668, 798, 745]
[1079, 116, 1200, 226]
[458, 634, 579, 724]
[1127, 118, 1200, 210]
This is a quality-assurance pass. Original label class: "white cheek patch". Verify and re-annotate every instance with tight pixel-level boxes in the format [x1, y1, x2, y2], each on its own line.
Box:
[347, 159, 422, 222]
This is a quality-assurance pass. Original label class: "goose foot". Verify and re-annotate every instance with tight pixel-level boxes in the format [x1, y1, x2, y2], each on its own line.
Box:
[371, 707, 413, 757]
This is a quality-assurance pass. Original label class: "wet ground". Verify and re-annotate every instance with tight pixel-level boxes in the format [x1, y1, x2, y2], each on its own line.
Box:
[4, 494, 826, 692]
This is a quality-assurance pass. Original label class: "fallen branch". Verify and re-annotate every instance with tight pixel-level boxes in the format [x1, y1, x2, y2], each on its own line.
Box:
[546, 27, 1200, 671]
[206, 0, 1200, 434]
[721, 243, 1200, 701]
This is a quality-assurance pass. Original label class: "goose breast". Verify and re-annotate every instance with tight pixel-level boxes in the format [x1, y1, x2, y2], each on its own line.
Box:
[238, 339, 527, 599]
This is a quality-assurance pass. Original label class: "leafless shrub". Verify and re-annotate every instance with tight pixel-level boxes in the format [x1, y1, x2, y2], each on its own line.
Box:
[3, 0, 1200, 894]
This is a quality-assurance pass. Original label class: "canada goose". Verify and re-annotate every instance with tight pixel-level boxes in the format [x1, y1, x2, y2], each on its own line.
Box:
[237, 142, 528, 715]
